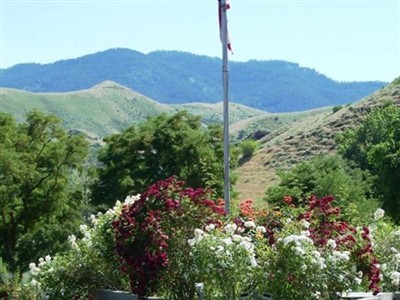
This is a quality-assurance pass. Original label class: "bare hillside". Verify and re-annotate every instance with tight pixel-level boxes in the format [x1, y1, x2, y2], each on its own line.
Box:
[235, 78, 400, 202]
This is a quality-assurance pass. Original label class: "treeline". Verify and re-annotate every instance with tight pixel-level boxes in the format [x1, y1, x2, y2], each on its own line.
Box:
[1, 102, 400, 274]
[0, 110, 239, 271]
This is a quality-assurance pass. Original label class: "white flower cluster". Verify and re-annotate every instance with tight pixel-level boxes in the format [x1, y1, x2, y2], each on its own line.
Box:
[301, 220, 310, 229]
[66, 223, 94, 251]
[205, 223, 215, 232]
[224, 223, 237, 235]
[104, 194, 141, 216]
[330, 250, 350, 263]
[380, 244, 400, 288]
[311, 250, 326, 270]
[124, 194, 141, 207]
[189, 222, 259, 268]
[327, 239, 337, 249]
[244, 221, 256, 229]
[68, 234, 79, 250]
[80, 224, 92, 246]
[29, 255, 52, 286]
[188, 228, 206, 246]
[390, 271, 400, 286]
[256, 226, 267, 233]
[281, 234, 313, 247]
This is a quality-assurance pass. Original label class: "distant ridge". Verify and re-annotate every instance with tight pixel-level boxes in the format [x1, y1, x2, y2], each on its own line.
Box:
[0, 48, 388, 112]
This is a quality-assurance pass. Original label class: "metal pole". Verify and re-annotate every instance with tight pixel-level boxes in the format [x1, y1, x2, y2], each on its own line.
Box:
[220, 0, 230, 214]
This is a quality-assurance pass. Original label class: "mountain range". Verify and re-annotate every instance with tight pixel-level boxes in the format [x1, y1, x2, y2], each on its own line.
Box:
[0, 48, 387, 112]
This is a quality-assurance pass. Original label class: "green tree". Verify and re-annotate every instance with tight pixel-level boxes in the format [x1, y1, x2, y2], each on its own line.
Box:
[92, 111, 236, 206]
[337, 103, 400, 221]
[264, 155, 378, 223]
[0, 111, 89, 269]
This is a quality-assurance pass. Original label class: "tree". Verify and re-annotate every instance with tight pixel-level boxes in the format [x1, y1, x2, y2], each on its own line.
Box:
[92, 111, 236, 206]
[264, 155, 378, 223]
[337, 103, 400, 221]
[0, 111, 89, 269]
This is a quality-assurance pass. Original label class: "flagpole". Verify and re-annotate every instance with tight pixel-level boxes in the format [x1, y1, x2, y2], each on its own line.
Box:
[220, 0, 230, 214]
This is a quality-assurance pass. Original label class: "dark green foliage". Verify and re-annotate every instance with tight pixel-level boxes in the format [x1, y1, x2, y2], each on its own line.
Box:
[0, 48, 386, 112]
[92, 111, 237, 207]
[337, 104, 400, 221]
[264, 155, 379, 223]
[0, 111, 89, 269]
[390, 76, 400, 86]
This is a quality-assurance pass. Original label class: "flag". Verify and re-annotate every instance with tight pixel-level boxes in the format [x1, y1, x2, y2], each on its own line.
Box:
[218, 0, 233, 53]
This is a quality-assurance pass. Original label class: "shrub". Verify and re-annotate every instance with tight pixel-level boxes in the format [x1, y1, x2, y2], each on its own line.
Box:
[370, 209, 400, 292]
[28, 202, 130, 299]
[264, 155, 379, 224]
[337, 104, 400, 221]
[332, 105, 343, 113]
[255, 195, 382, 298]
[189, 223, 259, 299]
[239, 139, 259, 159]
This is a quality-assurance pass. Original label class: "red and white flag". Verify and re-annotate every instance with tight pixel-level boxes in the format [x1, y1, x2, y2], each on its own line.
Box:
[218, 0, 233, 53]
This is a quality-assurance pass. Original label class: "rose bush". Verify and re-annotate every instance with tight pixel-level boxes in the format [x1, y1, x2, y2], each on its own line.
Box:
[112, 177, 225, 299]
[240, 195, 385, 298]
[370, 209, 400, 292]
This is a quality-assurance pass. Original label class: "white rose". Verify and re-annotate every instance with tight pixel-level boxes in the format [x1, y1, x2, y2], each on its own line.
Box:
[374, 208, 385, 220]
[327, 239, 337, 249]
[244, 221, 256, 229]
[256, 226, 266, 233]
[205, 224, 215, 232]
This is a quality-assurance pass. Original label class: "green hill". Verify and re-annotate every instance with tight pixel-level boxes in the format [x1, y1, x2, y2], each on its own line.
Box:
[0, 81, 268, 139]
[230, 107, 332, 141]
[1, 81, 175, 139]
[172, 102, 268, 126]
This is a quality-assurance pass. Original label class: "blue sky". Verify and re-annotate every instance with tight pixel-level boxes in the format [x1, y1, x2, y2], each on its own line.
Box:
[1, 0, 399, 82]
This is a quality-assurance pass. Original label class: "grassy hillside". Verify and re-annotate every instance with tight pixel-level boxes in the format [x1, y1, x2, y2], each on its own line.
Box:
[234, 78, 400, 202]
[230, 107, 332, 141]
[0, 81, 268, 139]
[172, 102, 268, 126]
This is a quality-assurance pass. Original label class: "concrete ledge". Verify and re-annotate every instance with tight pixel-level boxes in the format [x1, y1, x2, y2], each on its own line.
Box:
[92, 289, 138, 300]
[341, 292, 400, 300]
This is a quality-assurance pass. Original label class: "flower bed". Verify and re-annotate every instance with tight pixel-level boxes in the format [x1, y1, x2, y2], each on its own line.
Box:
[25, 178, 400, 299]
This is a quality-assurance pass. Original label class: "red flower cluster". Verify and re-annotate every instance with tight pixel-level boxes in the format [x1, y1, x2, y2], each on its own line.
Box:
[298, 195, 356, 247]
[239, 199, 256, 219]
[112, 177, 224, 297]
[283, 195, 292, 205]
[359, 226, 381, 295]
